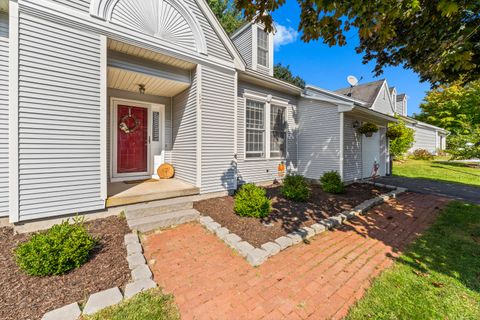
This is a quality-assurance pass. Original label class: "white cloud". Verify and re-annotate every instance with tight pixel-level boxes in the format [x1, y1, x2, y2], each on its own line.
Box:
[274, 24, 299, 50]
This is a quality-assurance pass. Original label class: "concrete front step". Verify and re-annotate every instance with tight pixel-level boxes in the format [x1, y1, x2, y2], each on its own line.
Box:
[127, 209, 200, 232]
[125, 197, 194, 220]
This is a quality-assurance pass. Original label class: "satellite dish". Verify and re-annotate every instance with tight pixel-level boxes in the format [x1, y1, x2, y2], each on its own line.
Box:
[347, 75, 359, 87]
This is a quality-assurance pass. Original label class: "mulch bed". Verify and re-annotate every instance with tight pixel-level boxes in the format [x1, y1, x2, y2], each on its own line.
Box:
[194, 183, 390, 247]
[0, 216, 131, 320]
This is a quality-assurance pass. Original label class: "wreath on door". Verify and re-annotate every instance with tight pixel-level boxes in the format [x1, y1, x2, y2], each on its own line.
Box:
[119, 108, 140, 134]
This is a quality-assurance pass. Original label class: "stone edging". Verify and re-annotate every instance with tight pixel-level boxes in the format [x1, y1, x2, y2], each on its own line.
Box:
[42, 233, 156, 320]
[199, 182, 408, 267]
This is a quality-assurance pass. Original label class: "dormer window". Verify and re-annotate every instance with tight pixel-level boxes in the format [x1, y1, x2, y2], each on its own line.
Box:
[257, 28, 269, 67]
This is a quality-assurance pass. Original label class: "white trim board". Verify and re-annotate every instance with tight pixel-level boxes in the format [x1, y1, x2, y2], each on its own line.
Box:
[99, 35, 107, 200]
[196, 65, 202, 188]
[8, 0, 19, 223]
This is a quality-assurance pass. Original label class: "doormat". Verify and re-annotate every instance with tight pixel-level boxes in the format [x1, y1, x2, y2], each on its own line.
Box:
[123, 179, 159, 184]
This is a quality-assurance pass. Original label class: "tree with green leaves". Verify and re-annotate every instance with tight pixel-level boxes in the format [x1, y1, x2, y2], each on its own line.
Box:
[235, 0, 480, 86]
[206, 0, 245, 35]
[415, 80, 480, 135]
[446, 128, 480, 159]
[274, 63, 306, 88]
[387, 117, 415, 159]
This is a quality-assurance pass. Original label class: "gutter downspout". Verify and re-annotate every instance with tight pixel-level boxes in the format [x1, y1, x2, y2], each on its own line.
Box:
[339, 112, 344, 181]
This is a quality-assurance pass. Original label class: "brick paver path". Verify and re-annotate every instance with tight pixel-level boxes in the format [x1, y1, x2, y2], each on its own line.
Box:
[143, 193, 449, 319]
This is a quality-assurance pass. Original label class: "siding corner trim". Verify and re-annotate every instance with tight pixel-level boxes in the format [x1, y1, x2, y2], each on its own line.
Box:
[8, 1, 19, 223]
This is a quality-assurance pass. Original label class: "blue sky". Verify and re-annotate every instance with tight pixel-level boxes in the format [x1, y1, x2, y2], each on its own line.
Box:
[271, 1, 430, 116]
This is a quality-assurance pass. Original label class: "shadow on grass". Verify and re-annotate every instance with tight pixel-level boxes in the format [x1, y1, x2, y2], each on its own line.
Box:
[398, 201, 480, 292]
[336, 198, 480, 293]
[431, 162, 480, 178]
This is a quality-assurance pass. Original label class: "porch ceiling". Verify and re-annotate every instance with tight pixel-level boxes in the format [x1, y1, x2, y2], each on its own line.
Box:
[107, 41, 194, 97]
[107, 67, 191, 97]
[108, 39, 196, 70]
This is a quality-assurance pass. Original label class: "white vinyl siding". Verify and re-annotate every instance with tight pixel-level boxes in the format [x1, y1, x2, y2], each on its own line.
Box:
[372, 85, 394, 115]
[395, 100, 405, 116]
[172, 68, 197, 186]
[245, 100, 265, 158]
[201, 67, 236, 193]
[185, 0, 233, 62]
[297, 98, 341, 180]
[408, 124, 437, 154]
[17, 14, 105, 220]
[0, 13, 9, 217]
[231, 26, 252, 67]
[49, 0, 90, 12]
[343, 115, 362, 181]
[257, 28, 268, 67]
[237, 81, 298, 184]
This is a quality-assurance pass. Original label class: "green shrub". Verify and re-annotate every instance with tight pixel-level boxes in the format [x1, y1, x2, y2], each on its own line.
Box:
[388, 117, 415, 159]
[320, 171, 345, 194]
[282, 175, 310, 202]
[15, 217, 97, 276]
[234, 184, 272, 218]
[412, 148, 435, 160]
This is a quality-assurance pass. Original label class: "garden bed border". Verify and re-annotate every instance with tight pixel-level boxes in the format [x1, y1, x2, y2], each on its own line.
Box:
[199, 182, 407, 267]
[42, 233, 156, 320]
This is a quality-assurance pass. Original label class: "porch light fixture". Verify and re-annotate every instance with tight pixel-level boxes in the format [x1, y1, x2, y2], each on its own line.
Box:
[138, 84, 146, 94]
[352, 120, 360, 129]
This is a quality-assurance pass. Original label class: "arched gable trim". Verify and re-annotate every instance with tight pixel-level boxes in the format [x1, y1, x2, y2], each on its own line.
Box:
[90, 0, 207, 54]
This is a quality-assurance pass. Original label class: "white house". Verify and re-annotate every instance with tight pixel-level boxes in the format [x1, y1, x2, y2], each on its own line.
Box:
[334, 79, 449, 155]
[0, 0, 396, 224]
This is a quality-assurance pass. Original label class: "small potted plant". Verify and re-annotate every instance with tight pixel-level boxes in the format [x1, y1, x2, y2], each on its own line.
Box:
[358, 122, 379, 137]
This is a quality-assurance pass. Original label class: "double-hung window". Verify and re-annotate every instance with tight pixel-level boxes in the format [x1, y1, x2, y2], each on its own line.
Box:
[245, 100, 265, 158]
[270, 105, 286, 158]
[257, 29, 269, 67]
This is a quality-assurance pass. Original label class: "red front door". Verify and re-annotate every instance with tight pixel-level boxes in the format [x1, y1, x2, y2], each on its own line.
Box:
[117, 105, 148, 173]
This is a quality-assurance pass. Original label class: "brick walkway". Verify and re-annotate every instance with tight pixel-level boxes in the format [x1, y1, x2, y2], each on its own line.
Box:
[143, 193, 449, 319]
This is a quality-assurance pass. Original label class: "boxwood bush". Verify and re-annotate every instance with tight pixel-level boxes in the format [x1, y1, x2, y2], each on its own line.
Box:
[412, 148, 435, 160]
[15, 217, 97, 276]
[320, 171, 345, 194]
[282, 174, 310, 202]
[234, 184, 272, 218]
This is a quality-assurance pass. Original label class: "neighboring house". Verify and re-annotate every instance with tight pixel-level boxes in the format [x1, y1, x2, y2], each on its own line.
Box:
[335, 79, 449, 155]
[0, 0, 395, 224]
[403, 117, 449, 154]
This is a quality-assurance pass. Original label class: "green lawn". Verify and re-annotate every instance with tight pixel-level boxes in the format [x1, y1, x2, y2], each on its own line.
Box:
[346, 201, 480, 319]
[393, 159, 480, 187]
[83, 289, 179, 320]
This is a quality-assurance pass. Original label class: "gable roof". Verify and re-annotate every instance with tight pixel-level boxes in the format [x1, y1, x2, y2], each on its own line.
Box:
[305, 85, 368, 107]
[396, 93, 406, 101]
[335, 79, 385, 107]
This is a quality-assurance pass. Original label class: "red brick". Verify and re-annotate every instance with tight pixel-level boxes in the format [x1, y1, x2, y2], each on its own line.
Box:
[142, 194, 448, 319]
